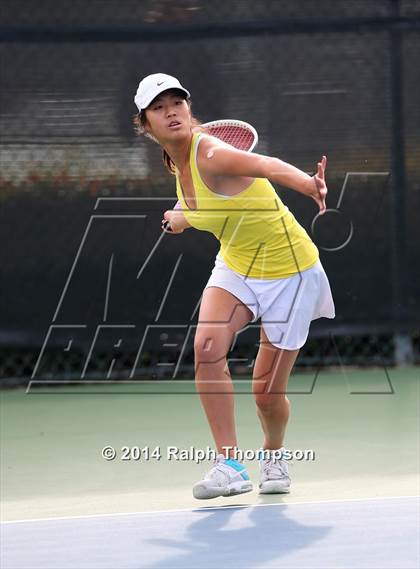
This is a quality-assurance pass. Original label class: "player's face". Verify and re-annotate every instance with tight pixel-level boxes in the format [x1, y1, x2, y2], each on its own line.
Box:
[145, 91, 191, 142]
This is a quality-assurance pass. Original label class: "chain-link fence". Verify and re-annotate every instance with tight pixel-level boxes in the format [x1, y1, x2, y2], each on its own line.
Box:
[1, 0, 419, 385]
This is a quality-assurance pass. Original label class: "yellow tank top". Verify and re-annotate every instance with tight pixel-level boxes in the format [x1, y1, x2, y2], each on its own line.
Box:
[175, 132, 319, 279]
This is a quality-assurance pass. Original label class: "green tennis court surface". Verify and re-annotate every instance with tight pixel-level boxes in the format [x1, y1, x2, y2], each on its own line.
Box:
[1, 367, 418, 522]
[3, 497, 419, 568]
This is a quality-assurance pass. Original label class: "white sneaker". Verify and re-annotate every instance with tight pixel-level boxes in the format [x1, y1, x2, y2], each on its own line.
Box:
[259, 448, 291, 494]
[193, 454, 253, 500]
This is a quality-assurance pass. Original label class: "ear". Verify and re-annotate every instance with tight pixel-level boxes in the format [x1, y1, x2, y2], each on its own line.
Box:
[142, 114, 152, 135]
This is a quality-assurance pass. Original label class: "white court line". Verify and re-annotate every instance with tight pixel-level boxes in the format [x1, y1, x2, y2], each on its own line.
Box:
[2, 494, 418, 525]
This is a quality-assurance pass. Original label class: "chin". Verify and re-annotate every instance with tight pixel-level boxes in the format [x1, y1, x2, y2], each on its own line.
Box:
[166, 128, 188, 140]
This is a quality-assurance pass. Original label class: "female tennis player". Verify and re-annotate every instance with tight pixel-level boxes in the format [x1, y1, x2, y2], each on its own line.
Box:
[134, 73, 335, 500]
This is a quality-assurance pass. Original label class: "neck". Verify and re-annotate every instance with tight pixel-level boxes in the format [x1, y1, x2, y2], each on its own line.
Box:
[163, 133, 193, 173]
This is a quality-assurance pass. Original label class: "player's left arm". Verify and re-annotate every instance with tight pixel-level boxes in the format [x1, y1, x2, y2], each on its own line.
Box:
[200, 140, 327, 215]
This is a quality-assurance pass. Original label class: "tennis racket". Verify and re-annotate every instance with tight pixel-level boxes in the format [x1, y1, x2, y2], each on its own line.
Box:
[163, 119, 258, 232]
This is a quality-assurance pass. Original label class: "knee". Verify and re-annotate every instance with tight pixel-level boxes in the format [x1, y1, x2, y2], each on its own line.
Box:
[194, 329, 228, 363]
[255, 394, 290, 416]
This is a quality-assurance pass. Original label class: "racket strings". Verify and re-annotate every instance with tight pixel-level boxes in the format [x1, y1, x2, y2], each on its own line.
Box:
[206, 125, 254, 152]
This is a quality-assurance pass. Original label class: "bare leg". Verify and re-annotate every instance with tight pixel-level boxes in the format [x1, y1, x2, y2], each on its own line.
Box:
[252, 326, 299, 450]
[195, 286, 253, 457]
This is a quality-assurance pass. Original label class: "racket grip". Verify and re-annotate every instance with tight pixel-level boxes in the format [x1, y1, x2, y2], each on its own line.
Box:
[173, 200, 182, 210]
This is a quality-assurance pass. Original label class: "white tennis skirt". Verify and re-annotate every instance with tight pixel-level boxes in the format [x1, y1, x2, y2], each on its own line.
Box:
[204, 253, 335, 350]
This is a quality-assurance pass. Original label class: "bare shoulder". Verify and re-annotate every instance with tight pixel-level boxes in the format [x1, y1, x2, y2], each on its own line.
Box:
[195, 133, 235, 172]
[194, 130, 269, 179]
[196, 133, 231, 157]
[195, 133, 258, 190]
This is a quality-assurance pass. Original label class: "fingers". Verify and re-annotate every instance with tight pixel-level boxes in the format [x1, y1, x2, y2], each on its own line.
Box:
[318, 184, 327, 215]
[312, 175, 328, 215]
[317, 155, 327, 179]
[317, 162, 323, 179]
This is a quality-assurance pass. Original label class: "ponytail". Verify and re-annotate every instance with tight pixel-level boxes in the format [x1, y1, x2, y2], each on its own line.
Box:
[162, 149, 176, 175]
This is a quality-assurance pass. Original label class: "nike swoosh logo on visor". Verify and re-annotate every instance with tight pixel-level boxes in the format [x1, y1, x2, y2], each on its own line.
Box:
[157, 81, 165, 86]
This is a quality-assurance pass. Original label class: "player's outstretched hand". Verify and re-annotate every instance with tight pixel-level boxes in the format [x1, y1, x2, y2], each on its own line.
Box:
[309, 155, 328, 215]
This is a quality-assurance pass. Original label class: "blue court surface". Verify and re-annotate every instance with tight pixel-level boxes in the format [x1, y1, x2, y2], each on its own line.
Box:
[1, 496, 418, 568]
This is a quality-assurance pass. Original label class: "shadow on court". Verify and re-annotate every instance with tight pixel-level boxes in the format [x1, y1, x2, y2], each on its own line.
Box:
[3, 497, 418, 568]
[143, 504, 331, 568]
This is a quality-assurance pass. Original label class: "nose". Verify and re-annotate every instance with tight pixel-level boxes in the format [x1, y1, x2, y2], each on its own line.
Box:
[166, 104, 177, 117]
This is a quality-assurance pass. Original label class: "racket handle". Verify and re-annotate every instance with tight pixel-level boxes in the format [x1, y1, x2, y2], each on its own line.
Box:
[173, 200, 182, 210]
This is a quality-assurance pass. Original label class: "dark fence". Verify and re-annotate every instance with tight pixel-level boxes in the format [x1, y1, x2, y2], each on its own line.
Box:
[1, 0, 419, 384]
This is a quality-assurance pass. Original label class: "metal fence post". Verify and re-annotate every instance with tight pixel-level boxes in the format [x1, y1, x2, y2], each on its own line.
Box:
[389, 0, 413, 365]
